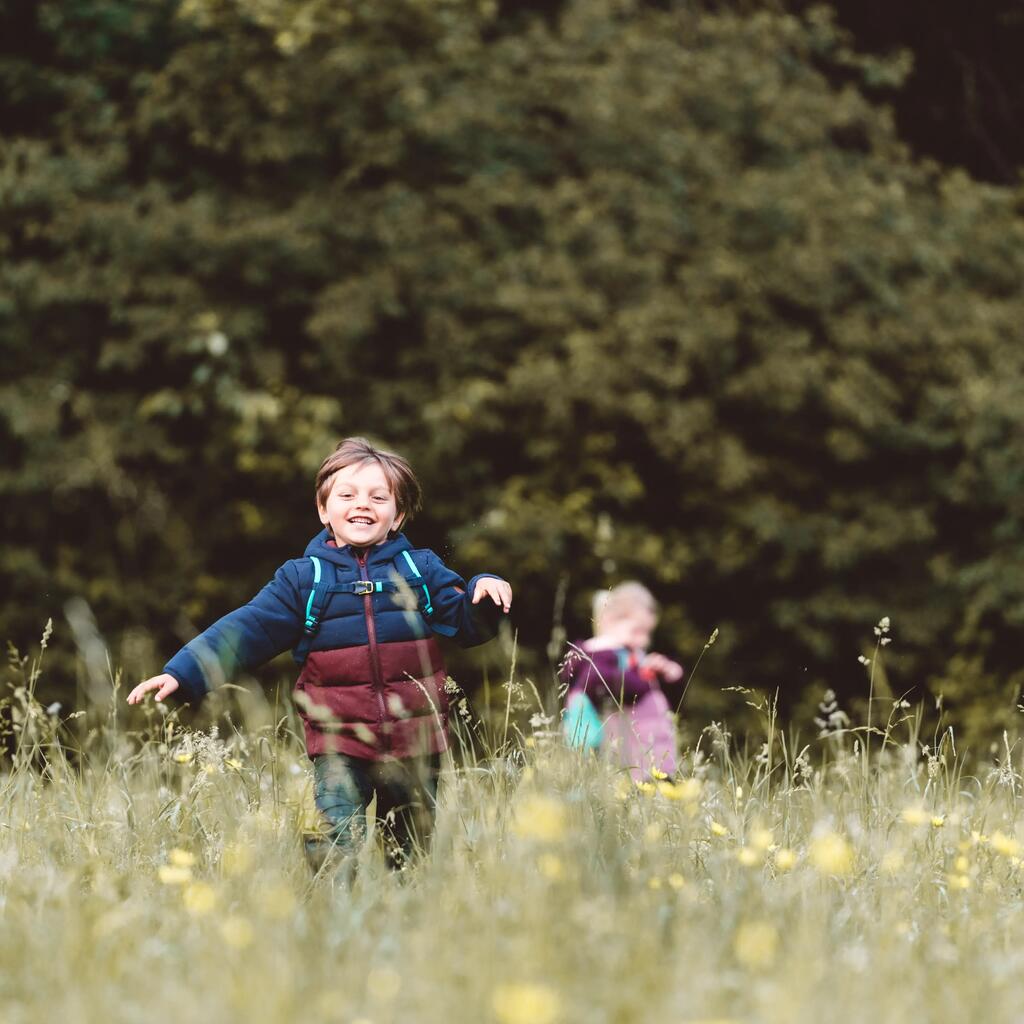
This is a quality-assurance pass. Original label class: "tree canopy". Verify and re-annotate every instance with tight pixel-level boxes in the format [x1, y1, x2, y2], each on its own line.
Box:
[3, 0, 1024, 745]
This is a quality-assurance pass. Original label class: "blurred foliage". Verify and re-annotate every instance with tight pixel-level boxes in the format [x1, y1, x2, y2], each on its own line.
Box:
[3, 0, 1024, 747]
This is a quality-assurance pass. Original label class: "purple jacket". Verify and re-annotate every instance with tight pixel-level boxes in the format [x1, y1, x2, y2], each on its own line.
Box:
[560, 642, 674, 708]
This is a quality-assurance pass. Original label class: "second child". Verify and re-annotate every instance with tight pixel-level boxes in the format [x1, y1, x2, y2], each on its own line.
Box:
[560, 581, 683, 780]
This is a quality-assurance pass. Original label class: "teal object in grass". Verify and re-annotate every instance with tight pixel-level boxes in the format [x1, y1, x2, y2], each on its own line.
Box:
[564, 692, 603, 749]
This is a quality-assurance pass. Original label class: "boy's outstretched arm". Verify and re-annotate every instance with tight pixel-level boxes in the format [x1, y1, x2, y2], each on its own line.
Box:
[421, 552, 511, 648]
[127, 562, 303, 707]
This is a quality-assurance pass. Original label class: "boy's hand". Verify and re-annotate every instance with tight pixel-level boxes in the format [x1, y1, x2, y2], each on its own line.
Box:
[472, 577, 512, 614]
[127, 673, 180, 705]
[643, 653, 684, 683]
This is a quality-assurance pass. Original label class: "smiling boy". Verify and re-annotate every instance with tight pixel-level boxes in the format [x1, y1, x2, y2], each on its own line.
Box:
[128, 437, 511, 869]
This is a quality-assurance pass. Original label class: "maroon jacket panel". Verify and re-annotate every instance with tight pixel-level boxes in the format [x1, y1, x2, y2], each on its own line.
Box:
[301, 645, 373, 687]
[295, 638, 450, 758]
[378, 637, 446, 683]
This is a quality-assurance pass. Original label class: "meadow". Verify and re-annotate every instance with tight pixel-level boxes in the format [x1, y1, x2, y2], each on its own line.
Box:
[4, 623, 1024, 1024]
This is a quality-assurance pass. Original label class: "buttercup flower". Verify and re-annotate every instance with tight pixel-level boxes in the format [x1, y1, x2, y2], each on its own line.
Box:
[511, 795, 567, 843]
[809, 831, 854, 875]
[492, 983, 561, 1024]
[733, 920, 779, 969]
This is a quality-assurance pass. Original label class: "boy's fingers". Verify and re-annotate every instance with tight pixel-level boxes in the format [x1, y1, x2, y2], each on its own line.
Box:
[155, 680, 177, 702]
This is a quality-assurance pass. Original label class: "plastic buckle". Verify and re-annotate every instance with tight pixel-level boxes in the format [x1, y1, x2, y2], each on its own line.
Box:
[353, 581, 375, 596]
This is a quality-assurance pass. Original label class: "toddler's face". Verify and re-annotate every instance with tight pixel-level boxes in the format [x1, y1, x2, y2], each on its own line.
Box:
[318, 461, 401, 549]
[603, 609, 656, 650]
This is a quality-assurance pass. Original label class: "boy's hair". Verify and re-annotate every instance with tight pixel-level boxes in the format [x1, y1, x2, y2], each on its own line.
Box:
[593, 581, 658, 629]
[315, 437, 423, 532]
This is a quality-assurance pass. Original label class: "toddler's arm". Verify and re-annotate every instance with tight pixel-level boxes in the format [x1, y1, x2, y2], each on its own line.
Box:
[419, 551, 510, 648]
[127, 562, 304, 706]
[642, 652, 684, 684]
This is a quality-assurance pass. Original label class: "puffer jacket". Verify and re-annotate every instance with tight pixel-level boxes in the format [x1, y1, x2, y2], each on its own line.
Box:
[163, 529, 505, 759]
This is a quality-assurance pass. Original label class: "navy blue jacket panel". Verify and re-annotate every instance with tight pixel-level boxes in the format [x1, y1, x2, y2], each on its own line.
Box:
[163, 530, 504, 704]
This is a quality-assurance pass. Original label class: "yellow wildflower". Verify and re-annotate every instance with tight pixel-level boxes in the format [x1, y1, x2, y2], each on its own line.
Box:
[538, 854, 564, 880]
[367, 967, 402, 1003]
[651, 768, 669, 780]
[709, 820, 729, 837]
[492, 983, 561, 1024]
[733, 920, 779, 970]
[648, 877, 662, 890]
[677, 778, 702, 802]
[901, 806, 929, 826]
[773, 848, 797, 872]
[511, 795, 566, 843]
[931, 815, 946, 829]
[220, 915, 255, 949]
[749, 827, 774, 852]
[158, 864, 192, 886]
[736, 847, 760, 867]
[169, 848, 196, 868]
[971, 830, 990, 845]
[954, 855, 969, 873]
[947, 873, 971, 891]
[173, 752, 193, 765]
[657, 781, 685, 801]
[182, 881, 217, 916]
[809, 831, 854, 875]
[644, 822, 664, 843]
[668, 873, 686, 890]
[991, 831, 1021, 857]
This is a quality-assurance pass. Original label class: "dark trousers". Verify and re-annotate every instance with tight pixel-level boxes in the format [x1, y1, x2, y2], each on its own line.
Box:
[305, 751, 440, 872]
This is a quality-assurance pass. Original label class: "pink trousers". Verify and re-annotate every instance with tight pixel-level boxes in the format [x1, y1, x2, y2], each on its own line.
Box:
[602, 689, 678, 780]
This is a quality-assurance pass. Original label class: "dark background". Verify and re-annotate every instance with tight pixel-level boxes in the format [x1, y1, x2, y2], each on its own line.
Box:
[3, 0, 1024, 747]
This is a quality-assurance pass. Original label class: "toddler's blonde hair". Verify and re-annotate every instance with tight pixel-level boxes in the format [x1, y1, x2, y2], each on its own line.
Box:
[592, 581, 658, 632]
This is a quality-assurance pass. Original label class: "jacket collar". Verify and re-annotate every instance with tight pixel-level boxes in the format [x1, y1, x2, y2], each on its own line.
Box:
[303, 528, 413, 569]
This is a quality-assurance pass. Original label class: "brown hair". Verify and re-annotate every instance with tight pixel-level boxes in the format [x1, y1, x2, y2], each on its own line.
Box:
[315, 437, 423, 534]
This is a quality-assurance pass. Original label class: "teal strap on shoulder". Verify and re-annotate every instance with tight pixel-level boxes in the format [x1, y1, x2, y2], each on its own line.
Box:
[400, 549, 433, 615]
[305, 556, 322, 630]
[294, 556, 336, 664]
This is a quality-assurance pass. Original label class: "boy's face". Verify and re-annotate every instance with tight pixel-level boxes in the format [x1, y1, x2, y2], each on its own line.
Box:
[318, 461, 402, 548]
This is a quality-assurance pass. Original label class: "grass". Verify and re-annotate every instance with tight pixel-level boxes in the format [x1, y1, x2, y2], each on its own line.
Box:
[4, 626, 1024, 1024]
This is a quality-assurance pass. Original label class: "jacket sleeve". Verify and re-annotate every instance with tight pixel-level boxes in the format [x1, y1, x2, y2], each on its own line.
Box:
[419, 551, 506, 649]
[163, 561, 304, 705]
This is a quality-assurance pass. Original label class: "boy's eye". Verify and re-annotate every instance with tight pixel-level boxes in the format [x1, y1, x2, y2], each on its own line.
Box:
[373, 496, 387, 502]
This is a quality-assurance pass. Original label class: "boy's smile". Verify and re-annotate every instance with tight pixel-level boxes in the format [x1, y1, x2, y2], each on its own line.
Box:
[318, 461, 402, 548]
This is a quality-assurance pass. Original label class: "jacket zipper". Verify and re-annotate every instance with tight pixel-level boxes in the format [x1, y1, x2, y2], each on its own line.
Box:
[358, 552, 390, 750]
